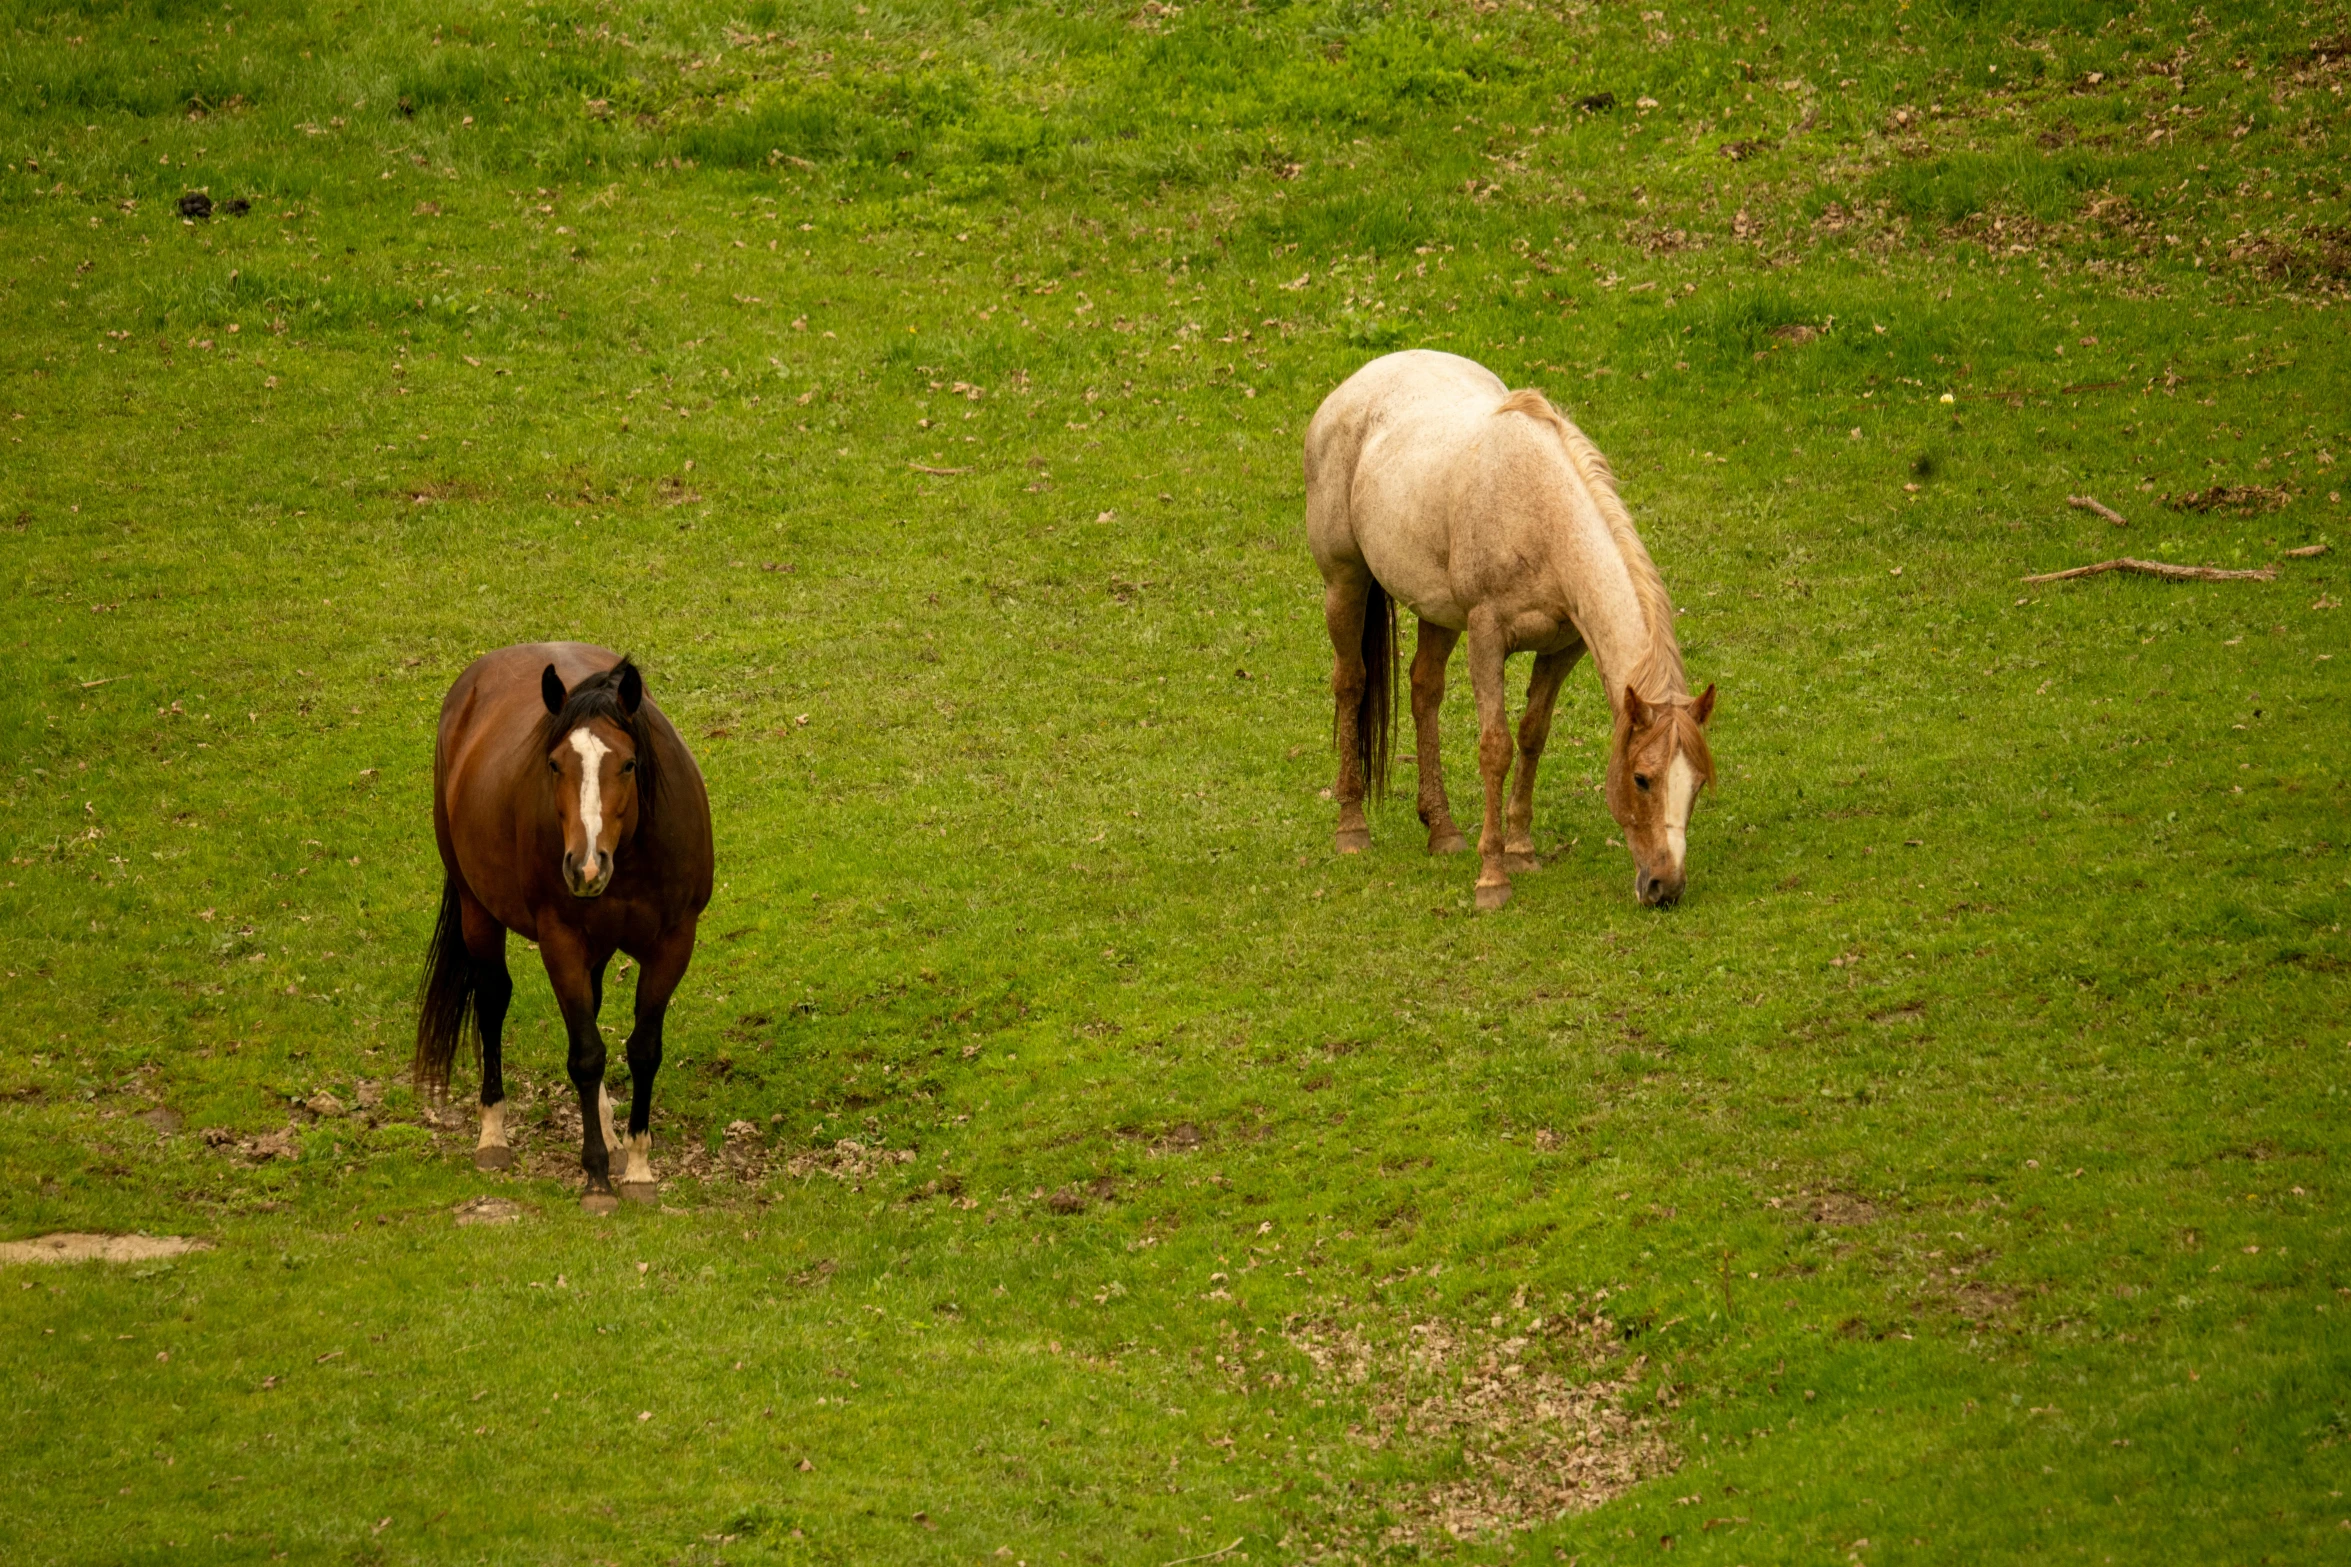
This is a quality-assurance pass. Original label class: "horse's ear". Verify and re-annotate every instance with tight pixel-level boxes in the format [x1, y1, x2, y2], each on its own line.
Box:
[616, 661, 644, 716]
[1622, 686, 1650, 728]
[541, 664, 566, 716]
[1692, 683, 1717, 727]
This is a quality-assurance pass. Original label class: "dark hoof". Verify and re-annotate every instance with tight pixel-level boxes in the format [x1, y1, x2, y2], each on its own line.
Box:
[1428, 832, 1470, 856]
[580, 1191, 620, 1216]
[619, 1181, 659, 1205]
[1335, 827, 1371, 855]
[1474, 881, 1513, 912]
[1504, 851, 1542, 875]
[473, 1145, 513, 1172]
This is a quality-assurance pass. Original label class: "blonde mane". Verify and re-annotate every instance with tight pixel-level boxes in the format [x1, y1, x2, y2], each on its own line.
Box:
[1495, 388, 1687, 701]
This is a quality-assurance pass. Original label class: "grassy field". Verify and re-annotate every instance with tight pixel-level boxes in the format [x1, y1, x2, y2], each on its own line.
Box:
[3, 0, 2348, 1559]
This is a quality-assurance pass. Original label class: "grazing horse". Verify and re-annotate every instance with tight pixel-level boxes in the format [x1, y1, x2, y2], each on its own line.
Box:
[415, 644, 713, 1208]
[1306, 350, 1717, 909]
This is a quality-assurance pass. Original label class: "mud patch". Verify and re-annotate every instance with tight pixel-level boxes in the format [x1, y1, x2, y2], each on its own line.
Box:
[0, 1233, 211, 1265]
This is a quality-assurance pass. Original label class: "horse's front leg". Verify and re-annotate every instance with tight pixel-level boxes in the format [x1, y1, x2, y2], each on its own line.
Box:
[537, 926, 614, 1209]
[1323, 573, 1373, 854]
[1505, 646, 1583, 874]
[615, 922, 697, 1203]
[1410, 619, 1467, 855]
[459, 893, 517, 1171]
[1464, 612, 1515, 911]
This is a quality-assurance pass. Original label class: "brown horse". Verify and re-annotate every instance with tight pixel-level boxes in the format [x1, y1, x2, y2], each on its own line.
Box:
[1306, 351, 1717, 909]
[415, 643, 713, 1208]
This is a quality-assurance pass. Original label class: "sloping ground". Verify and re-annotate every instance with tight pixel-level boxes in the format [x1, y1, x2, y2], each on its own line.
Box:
[0, 0, 2345, 1561]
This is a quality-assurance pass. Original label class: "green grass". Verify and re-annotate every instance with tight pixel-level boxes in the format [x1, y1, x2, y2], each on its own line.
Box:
[3, 0, 2349, 1560]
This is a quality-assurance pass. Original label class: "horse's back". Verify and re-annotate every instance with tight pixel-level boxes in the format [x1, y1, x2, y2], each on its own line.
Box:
[1306, 351, 1539, 627]
[1305, 351, 1505, 493]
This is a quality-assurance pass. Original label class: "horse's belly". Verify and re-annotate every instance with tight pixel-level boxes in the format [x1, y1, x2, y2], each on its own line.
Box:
[1362, 540, 1464, 629]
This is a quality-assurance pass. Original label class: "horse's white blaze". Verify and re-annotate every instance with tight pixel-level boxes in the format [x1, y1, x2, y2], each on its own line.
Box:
[1662, 752, 1698, 872]
[478, 1100, 507, 1150]
[567, 727, 611, 876]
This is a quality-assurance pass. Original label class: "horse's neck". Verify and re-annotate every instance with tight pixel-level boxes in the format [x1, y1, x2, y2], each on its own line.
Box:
[1556, 504, 1678, 708]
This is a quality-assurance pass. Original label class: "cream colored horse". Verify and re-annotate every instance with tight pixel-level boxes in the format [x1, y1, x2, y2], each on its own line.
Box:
[1305, 350, 1716, 909]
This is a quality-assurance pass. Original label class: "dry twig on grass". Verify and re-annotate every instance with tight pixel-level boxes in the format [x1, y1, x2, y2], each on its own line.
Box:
[907, 462, 969, 475]
[2022, 557, 2277, 585]
[2065, 494, 2129, 526]
[2284, 543, 2331, 559]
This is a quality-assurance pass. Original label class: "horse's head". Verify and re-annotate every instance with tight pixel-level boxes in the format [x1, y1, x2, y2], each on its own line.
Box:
[540, 660, 651, 899]
[1606, 683, 1717, 908]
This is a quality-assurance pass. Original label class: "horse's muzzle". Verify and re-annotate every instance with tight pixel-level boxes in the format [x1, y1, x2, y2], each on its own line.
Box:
[1638, 868, 1685, 908]
[563, 850, 611, 898]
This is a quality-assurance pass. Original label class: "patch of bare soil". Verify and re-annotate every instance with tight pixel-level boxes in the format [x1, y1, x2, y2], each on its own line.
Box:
[1288, 1305, 1678, 1550]
[202, 1122, 302, 1163]
[452, 1196, 527, 1227]
[466, 1081, 787, 1189]
[1765, 1188, 1883, 1225]
[2163, 483, 2293, 515]
[1809, 1191, 1882, 1226]
[782, 1138, 917, 1186]
[0, 1233, 211, 1265]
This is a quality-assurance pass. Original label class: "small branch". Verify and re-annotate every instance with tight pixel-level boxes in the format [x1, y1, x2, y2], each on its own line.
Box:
[1162, 1542, 1245, 1567]
[2022, 557, 2276, 585]
[78, 676, 126, 689]
[2065, 494, 2128, 526]
[907, 462, 969, 475]
[2285, 543, 2330, 559]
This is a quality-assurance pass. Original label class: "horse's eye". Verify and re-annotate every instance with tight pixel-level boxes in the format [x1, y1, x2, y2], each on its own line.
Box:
[548, 759, 560, 773]
[621, 760, 635, 774]
[1634, 774, 1651, 793]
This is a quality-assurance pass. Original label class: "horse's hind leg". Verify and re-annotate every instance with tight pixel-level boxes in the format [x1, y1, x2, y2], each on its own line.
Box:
[616, 923, 697, 1203]
[1322, 572, 1373, 853]
[1409, 619, 1467, 855]
[461, 893, 516, 1171]
[1505, 646, 1583, 875]
[1464, 610, 1516, 911]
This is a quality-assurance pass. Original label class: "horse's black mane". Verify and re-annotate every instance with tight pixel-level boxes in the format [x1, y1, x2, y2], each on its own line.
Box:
[537, 657, 659, 819]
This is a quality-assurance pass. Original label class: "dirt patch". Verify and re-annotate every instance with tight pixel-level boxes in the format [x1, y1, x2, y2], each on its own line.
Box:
[0, 1233, 211, 1265]
[463, 1080, 787, 1188]
[1809, 1191, 1881, 1226]
[1149, 1121, 1204, 1157]
[1287, 1305, 1677, 1550]
[2163, 483, 2293, 515]
[452, 1196, 527, 1227]
[1950, 1282, 2020, 1321]
[782, 1138, 917, 1185]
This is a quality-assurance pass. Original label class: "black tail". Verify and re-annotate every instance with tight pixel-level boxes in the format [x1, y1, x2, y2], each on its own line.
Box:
[413, 874, 476, 1098]
[1357, 577, 1398, 801]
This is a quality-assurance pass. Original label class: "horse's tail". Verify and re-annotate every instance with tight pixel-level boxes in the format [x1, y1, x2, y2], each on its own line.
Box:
[1357, 576, 1398, 801]
[412, 874, 475, 1099]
